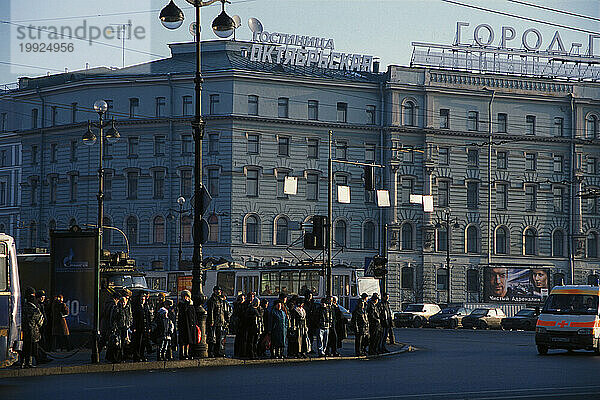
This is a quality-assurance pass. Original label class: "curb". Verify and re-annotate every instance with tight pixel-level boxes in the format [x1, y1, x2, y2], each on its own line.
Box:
[0, 345, 412, 379]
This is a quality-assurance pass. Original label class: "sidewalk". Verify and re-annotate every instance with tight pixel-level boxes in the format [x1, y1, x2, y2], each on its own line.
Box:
[0, 336, 413, 379]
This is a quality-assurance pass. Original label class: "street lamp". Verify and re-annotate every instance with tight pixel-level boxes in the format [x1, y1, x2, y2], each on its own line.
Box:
[82, 99, 120, 363]
[435, 209, 459, 305]
[160, 0, 234, 359]
[176, 196, 186, 267]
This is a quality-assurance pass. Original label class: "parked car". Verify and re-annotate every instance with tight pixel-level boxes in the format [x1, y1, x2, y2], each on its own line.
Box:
[461, 307, 506, 330]
[429, 307, 469, 329]
[394, 303, 441, 328]
[500, 308, 539, 331]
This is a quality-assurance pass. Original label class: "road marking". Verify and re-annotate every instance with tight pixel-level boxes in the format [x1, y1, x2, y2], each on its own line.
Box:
[337, 385, 600, 400]
[84, 385, 134, 391]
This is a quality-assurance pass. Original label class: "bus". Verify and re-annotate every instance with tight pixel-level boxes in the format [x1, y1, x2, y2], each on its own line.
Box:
[202, 262, 380, 311]
[0, 235, 21, 368]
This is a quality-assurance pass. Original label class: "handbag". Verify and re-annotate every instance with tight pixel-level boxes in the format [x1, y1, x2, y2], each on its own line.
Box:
[195, 325, 201, 344]
[260, 333, 271, 350]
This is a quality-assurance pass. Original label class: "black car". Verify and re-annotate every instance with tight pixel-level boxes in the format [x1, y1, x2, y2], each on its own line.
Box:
[429, 307, 468, 329]
[500, 308, 539, 331]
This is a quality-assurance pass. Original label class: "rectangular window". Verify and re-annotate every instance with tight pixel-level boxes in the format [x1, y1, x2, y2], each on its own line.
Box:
[208, 168, 219, 197]
[496, 183, 508, 210]
[554, 117, 564, 137]
[208, 133, 219, 154]
[182, 134, 192, 155]
[31, 108, 38, 129]
[248, 95, 258, 116]
[50, 143, 58, 163]
[277, 171, 288, 199]
[308, 100, 318, 121]
[498, 113, 507, 133]
[278, 97, 289, 118]
[181, 170, 192, 198]
[438, 180, 449, 208]
[526, 115, 536, 135]
[129, 98, 139, 118]
[246, 169, 259, 197]
[1, 113, 7, 132]
[467, 148, 478, 167]
[0, 181, 7, 206]
[30, 179, 38, 206]
[155, 96, 166, 117]
[467, 110, 478, 131]
[525, 152, 537, 171]
[69, 174, 78, 202]
[51, 106, 57, 126]
[497, 151, 507, 169]
[440, 109, 450, 129]
[70, 140, 77, 162]
[127, 172, 138, 200]
[247, 134, 259, 154]
[403, 146, 414, 163]
[31, 145, 38, 165]
[554, 154, 563, 173]
[525, 184, 536, 211]
[587, 157, 597, 175]
[366, 105, 376, 125]
[278, 137, 289, 156]
[307, 138, 319, 159]
[306, 173, 319, 200]
[337, 102, 347, 123]
[209, 94, 219, 115]
[154, 135, 166, 156]
[182, 95, 193, 116]
[336, 140, 347, 160]
[467, 181, 479, 209]
[49, 176, 58, 204]
[153, 170, 165, 199]
[128, 137, 139, 157]
[402, 178, 414, 204]
[71, 102, 77, 123]
[365, 143, 376, 163]
[0, 151, 6, 168]
[439, 147, 449, 165]
[104, 171, 112, 201]
[553, 186, 565, 213]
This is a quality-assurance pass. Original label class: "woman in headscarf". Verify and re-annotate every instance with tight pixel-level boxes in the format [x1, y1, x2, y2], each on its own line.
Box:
[176, 290, 197, 360]
[269, 300, 288, 359]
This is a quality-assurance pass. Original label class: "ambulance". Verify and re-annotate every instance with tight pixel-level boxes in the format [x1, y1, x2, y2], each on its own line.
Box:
[535, 285, 600, 355]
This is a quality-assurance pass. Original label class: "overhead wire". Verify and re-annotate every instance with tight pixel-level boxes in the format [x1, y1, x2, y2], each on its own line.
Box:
[504, 0, 600, 23]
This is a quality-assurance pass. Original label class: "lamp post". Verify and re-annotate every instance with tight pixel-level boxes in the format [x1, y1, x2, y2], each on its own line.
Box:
[160, 0, 235, 358]
[175, 196, 187, 267]
[436, 209, 459, 306]
[82, 99, 120, 363]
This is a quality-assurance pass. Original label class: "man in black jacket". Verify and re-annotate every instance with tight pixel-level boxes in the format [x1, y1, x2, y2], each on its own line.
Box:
[367, 293, 382, 355]
[132, 291, 151, 361]
[316, 296, 332, 357]
[351, 293, 369, 356]
[206, 285, 227, 357]
[379, 292, 393, 352]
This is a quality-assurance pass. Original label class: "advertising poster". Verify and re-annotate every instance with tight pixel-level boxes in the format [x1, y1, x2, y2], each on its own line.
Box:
[484, 266, 551, 303]
[51, 230, 98, 332]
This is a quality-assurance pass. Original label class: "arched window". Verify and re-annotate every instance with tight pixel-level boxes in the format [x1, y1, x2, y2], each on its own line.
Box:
[552, 230, 564, 257]
[102, 217, 111, 245]
[126, 215, 138, 245]
[401, 266, 414, 289]
[524, 228, 537, 255]
[495, 226, 509, 255]
[467, 269, 479, 292]
[275, 217, 288, 245]
[466, 225, 479, 253]
[246, 215, 259, 244]
[403, 101, 415, 126]
[436, 223, 447, 252]
[29, 221, 37, 247]
[363, 221, 376, 249]
[69, 218, 77, 228]
[401, 222, 413, 250]
[334, 220, 347, 247]
[553, 272, 565, 287]
[153, 216, 165, 244]
[588, 231, 599, 258]
[208, 214, 219, 243]
[182, 216, 192, 243]
[437, 267, 448, 291]
[586, 114, 598, 139]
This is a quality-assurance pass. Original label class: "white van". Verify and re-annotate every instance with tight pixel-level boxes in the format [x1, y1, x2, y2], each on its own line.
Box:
[535, 285, 600, 355]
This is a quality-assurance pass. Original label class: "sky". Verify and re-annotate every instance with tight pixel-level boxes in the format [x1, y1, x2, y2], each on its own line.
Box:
[0, 0, 599, 85]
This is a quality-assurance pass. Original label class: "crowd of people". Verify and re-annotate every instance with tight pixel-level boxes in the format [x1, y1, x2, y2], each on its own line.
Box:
[21, 284, 396, 367]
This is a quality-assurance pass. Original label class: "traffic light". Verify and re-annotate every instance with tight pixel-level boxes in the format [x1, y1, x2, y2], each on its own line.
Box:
[304, 215, 329, 250]
[372, 256, 388, 277]
[364, 166, 375, 191]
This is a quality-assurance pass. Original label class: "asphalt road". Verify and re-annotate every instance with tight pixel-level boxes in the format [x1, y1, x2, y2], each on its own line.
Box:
[2, 328, 600, 400]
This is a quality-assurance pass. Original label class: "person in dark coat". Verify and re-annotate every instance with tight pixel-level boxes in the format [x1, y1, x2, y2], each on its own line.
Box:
[303, 291, 318, 353]
[100, 291, 119, 352]
[269, 300, 288, 359]
[367, 294, 382, 355]
[232, 293, 245, 357]
[288, 296, 309, 358]
[351, 293, 369, 356]
[107, 294, 130, 363]
[21, 287, 44, 368]
[379, 292, 393, 352]
[257, 297, 270, 357]
[132, 291, 152, 361]
[316, 296, 332, 357]
[51, 294, 71, 351]
[205, 285, 227, 357]
[239, 291, 256, 358]
[327, 296, 342, 356]
[244, 298, 263, 359]
[154, 299, 175, 361]
[176, 290, 197, 360]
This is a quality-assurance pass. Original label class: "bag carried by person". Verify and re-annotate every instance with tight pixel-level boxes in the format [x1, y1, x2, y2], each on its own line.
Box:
[195, 325, 201, 344]
[260, 333, 271, 350]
